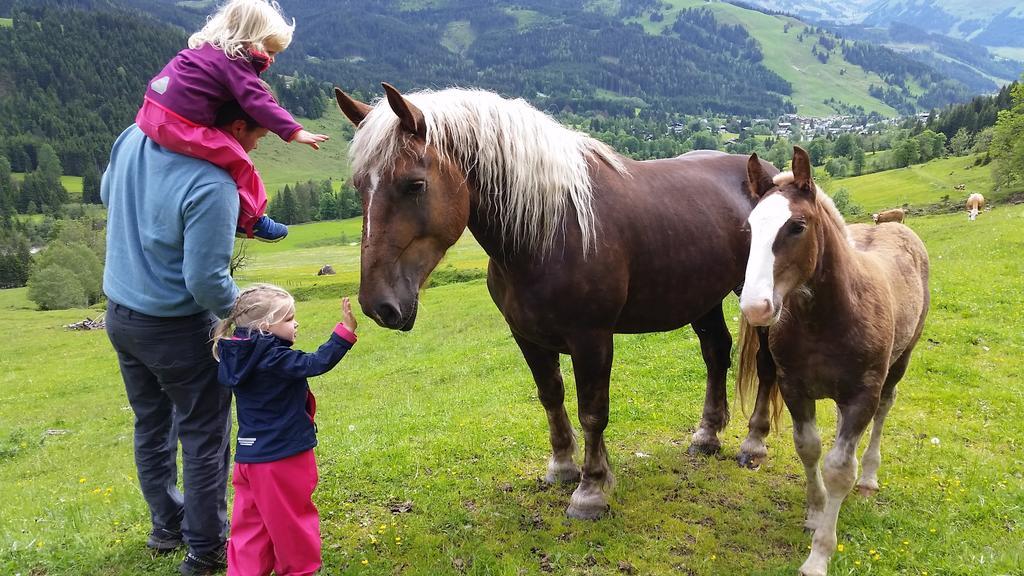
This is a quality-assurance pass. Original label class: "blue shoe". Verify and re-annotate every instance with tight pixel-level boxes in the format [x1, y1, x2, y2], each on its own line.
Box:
[247, 215, 288, 242]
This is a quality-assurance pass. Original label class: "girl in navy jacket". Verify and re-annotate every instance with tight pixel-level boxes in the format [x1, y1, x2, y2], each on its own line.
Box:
[213, 284, 357, 576]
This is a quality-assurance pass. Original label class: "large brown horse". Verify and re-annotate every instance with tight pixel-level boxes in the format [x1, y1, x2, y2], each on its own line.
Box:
[334, 83, 778, 518]
[739, 147, 929, 575]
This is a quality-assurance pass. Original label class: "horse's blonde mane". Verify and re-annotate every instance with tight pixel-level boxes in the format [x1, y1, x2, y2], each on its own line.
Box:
[772, 171, 852, 244]
[348, 88, 627, 255]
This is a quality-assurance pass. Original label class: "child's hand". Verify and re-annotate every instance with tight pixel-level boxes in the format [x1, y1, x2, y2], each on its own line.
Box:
[292, 129, 329, 150]
[341, 297, 357, 332]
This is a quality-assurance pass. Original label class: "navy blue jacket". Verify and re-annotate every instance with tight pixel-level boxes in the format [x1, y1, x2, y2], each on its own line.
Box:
[217, 324, 356, 463]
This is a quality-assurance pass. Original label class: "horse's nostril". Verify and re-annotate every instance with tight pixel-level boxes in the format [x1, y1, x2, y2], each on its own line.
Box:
[373, 302, 402, 327]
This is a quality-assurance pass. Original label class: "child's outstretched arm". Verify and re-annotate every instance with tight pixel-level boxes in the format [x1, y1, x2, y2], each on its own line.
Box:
[290, 129, 329, 150]
[261, 297, 358, 379]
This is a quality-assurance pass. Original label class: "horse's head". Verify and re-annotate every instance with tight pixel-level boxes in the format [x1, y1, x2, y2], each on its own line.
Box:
[740, 146, 822, 327]
[335, 83, 472, 330]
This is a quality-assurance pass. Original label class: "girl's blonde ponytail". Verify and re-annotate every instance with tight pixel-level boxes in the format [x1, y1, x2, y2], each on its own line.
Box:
[210, 284, 295, 361]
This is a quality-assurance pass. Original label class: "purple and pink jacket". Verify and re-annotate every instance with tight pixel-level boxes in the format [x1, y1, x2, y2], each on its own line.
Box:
[143, 44, 301, 142]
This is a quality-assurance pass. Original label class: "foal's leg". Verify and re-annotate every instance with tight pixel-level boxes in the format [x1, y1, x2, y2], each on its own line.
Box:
[857, 353, 910, 496]
[565, 332, 615, 519]
[688, 304, 732, 456]
[513, 335, 580, 484]
[786, 395, 825, 533]
[738, 327, 776, 469]
[800, 397, 877, 576]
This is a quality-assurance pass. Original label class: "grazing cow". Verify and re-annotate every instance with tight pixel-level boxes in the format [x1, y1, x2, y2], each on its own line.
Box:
[871, 208, 905, 224]
[966, 193, 985, 221]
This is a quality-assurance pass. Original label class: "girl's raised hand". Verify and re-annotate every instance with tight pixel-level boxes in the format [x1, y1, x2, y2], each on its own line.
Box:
[341, 297, 357, 332]
[292, 129, 329, 150]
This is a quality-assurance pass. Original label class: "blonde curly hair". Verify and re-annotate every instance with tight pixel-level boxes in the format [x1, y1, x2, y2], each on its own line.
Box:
[189, 0, 296, 59]
[211, 284, 295, 361]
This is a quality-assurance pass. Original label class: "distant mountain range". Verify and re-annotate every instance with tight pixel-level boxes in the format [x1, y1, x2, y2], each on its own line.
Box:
[740, 0, 1024, 49]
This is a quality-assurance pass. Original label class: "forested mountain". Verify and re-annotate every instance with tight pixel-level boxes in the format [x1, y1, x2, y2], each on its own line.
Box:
[0, 5, 182, 175]
[0, 0, 1004, 180]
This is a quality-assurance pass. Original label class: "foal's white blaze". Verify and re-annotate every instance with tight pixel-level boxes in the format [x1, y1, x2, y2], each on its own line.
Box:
[969, 207, 979, 221]
[365, 171, 380, 238]
[740, 193, 792, 325]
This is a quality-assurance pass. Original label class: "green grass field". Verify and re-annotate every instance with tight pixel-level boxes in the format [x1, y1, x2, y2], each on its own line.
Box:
[834, 154, 1002, 217]
[11, 173, 84, 199]
[2, 193, 1023, 574]
[0, 17, 12, 27]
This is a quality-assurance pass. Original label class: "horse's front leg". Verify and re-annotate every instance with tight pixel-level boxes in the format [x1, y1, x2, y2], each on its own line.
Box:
[565, 332, 615, 519]
[799, 395, 876, 576]
[688, 305, 731, 455]
[739, 327, 777, 469]
[513, 334, 580, 484]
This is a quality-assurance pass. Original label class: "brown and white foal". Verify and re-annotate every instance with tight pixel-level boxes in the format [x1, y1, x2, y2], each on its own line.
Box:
[738, 147, 930, 576]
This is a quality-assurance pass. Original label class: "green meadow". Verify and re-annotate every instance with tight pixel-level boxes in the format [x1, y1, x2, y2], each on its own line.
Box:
[834, 154, 1001, 217]
[11, 173, 84, 198]
[2, 192, 1022, 574]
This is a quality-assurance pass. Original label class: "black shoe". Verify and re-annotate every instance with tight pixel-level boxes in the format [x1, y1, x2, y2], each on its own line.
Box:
[146, 528, 183, 554]
[179, 546, 227, 576]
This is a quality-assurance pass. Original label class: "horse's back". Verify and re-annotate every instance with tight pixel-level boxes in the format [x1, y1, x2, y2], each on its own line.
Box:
[848, 222, 930, 356]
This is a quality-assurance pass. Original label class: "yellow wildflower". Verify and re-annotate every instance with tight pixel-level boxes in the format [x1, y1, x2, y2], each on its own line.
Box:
[837, 544, 845, 552]
[361, 559, 368, 565]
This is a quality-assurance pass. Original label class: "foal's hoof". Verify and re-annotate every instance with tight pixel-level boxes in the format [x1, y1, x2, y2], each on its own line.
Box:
[736, 451, 765, 470]
[856, 484, 879, 498]
[686, 442, 721, 457]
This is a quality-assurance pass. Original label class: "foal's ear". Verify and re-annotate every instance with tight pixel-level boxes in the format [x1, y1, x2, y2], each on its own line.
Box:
[334, 87, 372, 128]
[746, 153, 775, 199]
[791, 146, 814, 195]
[382, 82, 426, 139]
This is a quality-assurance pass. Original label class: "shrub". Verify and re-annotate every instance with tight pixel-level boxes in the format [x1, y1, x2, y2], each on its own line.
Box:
[27, 264, 87, 310]
[29, 242, 103, 308]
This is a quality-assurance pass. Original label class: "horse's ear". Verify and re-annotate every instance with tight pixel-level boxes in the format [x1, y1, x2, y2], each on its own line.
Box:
[746, 153, 774, 199]
[334, 87, 372, 128]
[382, 82, 426, 138]
[791, 146, 814, 195]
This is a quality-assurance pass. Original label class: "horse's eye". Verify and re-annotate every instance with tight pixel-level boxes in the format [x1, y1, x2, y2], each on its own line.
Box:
[789, 221, 806, 235]
[406, 180, 427, 195]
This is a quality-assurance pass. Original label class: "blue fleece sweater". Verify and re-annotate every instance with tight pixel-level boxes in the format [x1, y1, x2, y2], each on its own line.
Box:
[101, 124, 239, 318]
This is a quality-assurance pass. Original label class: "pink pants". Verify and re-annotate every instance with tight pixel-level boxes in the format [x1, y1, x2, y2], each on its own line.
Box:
[227, 450, 321, 576]
[135, 99, 267, 237]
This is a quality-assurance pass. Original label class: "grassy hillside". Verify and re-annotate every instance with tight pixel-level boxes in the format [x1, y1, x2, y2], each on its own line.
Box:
[0, 17, 12, 27]
[249, 104, 354, 196]
[632, 0, 898, 117]
[11, 173, 83, 198]
[834, 154, 998, 215]
[2, 196, 1022, 574]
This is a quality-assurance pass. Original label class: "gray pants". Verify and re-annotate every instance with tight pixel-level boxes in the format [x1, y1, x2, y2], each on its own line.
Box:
[105, 302, 231, 555]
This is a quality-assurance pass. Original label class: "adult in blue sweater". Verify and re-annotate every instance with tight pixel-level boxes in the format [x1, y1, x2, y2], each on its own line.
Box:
[102, 100, 269, 576]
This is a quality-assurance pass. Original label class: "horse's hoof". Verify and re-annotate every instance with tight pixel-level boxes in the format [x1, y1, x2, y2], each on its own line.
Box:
[798, 562, 827, 576]
[737, 451, 764, 470]
[856, 484, 879, 498]
[565, 502, 608, 520]
[687, 442, 721, 456]
[545, 464, 582, 485]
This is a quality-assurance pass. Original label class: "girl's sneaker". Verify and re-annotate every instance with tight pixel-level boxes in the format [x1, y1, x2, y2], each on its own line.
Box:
[237, 215, 288, 242]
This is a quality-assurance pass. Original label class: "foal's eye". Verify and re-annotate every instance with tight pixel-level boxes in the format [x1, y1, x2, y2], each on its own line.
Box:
[405, 180, 427, 195]
[788, 221, 807, 235]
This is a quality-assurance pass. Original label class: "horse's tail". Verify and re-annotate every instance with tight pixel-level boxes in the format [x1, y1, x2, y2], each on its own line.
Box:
[736, 315, 785, 433]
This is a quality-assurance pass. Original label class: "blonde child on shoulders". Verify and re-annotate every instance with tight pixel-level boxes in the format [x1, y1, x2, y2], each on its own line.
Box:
[137, 0, 328, 242]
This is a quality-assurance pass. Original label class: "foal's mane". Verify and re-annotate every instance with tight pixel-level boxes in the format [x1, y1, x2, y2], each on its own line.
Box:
[349, 88, 627, 255]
